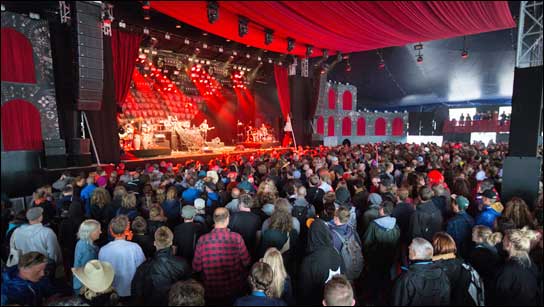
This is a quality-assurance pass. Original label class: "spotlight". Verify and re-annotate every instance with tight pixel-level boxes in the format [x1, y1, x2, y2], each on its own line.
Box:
[416, 55, 423, 63]
[246, 53, 251, 59]
[461, 50, 469, 59]
[1, 4, 5, 11]
[414, 43, 423, 50]
[195, 47, 200, 54]
[232, 51, 238, 56]
[206, 60, 211, 65]
[139, 53, 146, 59]
[151, 50, 157, 55]
[165, 32, 171, 40]
[378, 60, 385, 70]
[143, 10, 150, 21]
[202, 32, 208, 36]
[287, 38, 295, 52]
[265, 29, 274, 45]
[257, 56, 261, 61]
[176, 24, 181, 29]
[184, 38, 190, 45]
[278, 61, 283, 66]
[142, 1, 150, 10]
[144, 49, 150, 54]
[29, 12, 40, 20]
[118, 20, 126, 28]
[268, 58, 273, 64]
[207, 1, 219, 24]
[306, 45, 313, 57]
[143, 27, 150, 35]
[239, 16, 249, 37]
[203, 43, 208, 49]
[218, 46, 224, 53]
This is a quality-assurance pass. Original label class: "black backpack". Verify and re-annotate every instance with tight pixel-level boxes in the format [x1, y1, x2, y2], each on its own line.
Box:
[409, 265, 451, 306]
[292, 204, 310, 227]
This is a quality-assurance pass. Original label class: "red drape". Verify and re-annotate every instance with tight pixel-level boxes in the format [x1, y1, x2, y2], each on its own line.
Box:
[392, 117, 404, 136]
[342, 91, 352, 111]
[151, 1, 514, 56]
[274, 65, 290, 120]
[328, 116, 335, 136]
[357, 118, 366, 136]
[316, 116, 324, 135]
[1, 28, 36, 84]
[328, 88, 336, 110]
[111, 29, 142, 106]
[1, 100, 42, 151]
[342, 117, 352, 136]
[375, 117, 386, 136]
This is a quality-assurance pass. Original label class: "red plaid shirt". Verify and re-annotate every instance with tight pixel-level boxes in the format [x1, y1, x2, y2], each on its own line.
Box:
[192, 227, 251, 299]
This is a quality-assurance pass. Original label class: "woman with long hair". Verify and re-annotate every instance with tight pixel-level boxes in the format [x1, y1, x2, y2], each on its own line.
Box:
[503, 197, 537, 229]
[262, 248, 295, 305]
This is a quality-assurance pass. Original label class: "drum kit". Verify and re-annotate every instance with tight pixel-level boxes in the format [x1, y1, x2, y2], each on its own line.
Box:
[244, 124, 276, 143]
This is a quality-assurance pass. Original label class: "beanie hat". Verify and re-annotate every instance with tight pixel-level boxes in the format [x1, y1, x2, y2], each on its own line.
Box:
[455, 196, 470, 211]
[335, 187, 351, 205]
[368, 193, 383, 206]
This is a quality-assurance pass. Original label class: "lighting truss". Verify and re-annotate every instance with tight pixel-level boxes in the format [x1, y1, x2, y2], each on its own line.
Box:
[516, 1, 543, 68]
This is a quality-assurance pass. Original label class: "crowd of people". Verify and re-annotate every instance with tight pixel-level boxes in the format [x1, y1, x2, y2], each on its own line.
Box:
[1, 141, 543, 306]
[456, 111, 511, 126]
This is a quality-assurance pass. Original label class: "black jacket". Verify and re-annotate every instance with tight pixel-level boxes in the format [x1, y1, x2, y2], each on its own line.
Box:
[408, 201, 443, 243]
[131, 247, 192, 306]
[298, 219, 345, 306]
[132, 234, 156, 259]
[392, 261, 450, 306]
[493, 258, 542, 306]
[362, 216, 400, 272]
[433, 256, 476, 306]
[391, 202, 415, 244]
[173, 221, 206, 264]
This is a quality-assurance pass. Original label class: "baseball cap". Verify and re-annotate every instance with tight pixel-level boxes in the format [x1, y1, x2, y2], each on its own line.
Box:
[455, 196, 470, 211]
[26, 207, 44, 221]
[293, 170, 301, 179]
[475, 170, 487, 182]
[481, 189, 497, 199]
[181, 205, 196, 219]
[194, 198, 206, 210]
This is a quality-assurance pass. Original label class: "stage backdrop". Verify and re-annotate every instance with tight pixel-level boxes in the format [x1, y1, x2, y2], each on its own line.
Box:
[313, 81, 408, 144]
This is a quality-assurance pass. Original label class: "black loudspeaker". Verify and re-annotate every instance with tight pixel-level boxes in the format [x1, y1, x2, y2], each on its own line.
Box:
[43, 139, 66, 156]
[408, 112, 421, 135]
[508, 66, 543, 156]
[44, 155, 68, 169]
[71, 138, 91, 154]
[72, 1, 103, 111]
[501, 156, 542, 208]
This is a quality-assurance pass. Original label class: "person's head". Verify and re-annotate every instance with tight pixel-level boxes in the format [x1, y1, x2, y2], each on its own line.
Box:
[352, 178, 364, 192]
[398, 187, 410, 203]
[78, 219, 102, 244]
[504, 197, 535, 229]
[452, 195, 470, 213]
[131, 216, 147, 235]
[472, 225, 502, 245]
[408, 237, 434, 261]
[166, 186, 177, 201]
[248, 261, 274, 296]
[213, 207, 229, 228]
[25, 207, 43, 224]
[154, 226, 173, 250]
[231, 187, 241, 199]
[112, 185, 127, 201]
[262, 248, 288, 299]
[121, 193, 137, 209]
[109, 215, 131, 239]
[371, 176, 381, 188]
[72, 260, 115, 300]
[269, 205, 293, 233]
[86, 176, 95, 185]
[323, 275, 355, 306]
[18, 252, 48, 283]
[432, 232, 457, 256]
[239, 194, 254, 211]
[181, 205, 196, 222]
[297, 186, 307, 198]
[62, 185, 73, 196]
[309, 175, 320, 187]
[481, 189, 497, 206]
[432, 183, 446, 197]
[149, 205, 163, 221]
[168, 279, 205, 306]
[503, 227, 539, 266]
[385, 162, 394, 173]
[418, 186, 433, 202]
[91, 188, 111, 208]
[333, 206, 350, 226]
[378, 203, 393, 217]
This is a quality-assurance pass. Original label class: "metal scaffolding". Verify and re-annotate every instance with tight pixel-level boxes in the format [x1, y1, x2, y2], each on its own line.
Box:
[516, 1, 543, 68]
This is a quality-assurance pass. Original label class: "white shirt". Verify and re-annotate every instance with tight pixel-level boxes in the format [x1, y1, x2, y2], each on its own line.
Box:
[98, 239, 145, 297]
[319, 182, 333, 193]
[11, 223, 62, 264]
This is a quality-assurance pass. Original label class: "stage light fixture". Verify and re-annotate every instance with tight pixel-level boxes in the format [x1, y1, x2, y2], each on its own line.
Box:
[139, 53, 146, 59]
[218, 46, 224, 53]
[176, 24, 181, 29]
[174, 70, 179, 75]
[306, 45, 313, 57]
[461, 50, 468, 59]
[118, 20, 126, 28]
[151, 50, 157, 55]
[206, 60, 211, 65]
[268, 58, 273, 64]
[203, 43, 208, 49]
[143, 49, 150, 54]
[414, 43, 423, 50]
[232, 51, 238, 56]
[165, 32, 171, 40]
[246, 53, 251, 59]
[143, 27, 150, 35]
[207, 1, 219, 24]
[257, 56, 261, 61]
[142, 1, 150, 10]
[287, 38, 295, 52]
[264, 28, 274, 45]
[143, 10, 150, 21]
[195, 47, 200, 54]
[416, 55, 423, 63]
[239, 16, 249, 37]
[1, 4, 5, 11]
[29, 12, 40, 20]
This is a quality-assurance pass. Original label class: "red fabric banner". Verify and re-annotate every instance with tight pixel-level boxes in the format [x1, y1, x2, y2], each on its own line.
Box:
[111, 29, 142, 106]
[392, 117, 404, 136]
[1, 100, 43, 151]
[357, 118, 366, 136]
[342, 91, 353, 111]
[274, 65, 290, 119]
[375, 117, 386, 136]
[1, 28, 36, 84]
[151, 1, 514, 56]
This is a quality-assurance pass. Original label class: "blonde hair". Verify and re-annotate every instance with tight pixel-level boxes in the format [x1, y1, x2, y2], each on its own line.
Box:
[166, 186, 177, 201]
[504, 197, 536, 229]
[113, 185, 127, 201]
[154, 226, 174, 249]
[504, 227, 539, 266]
[262, 248, 287, 299]
[91, 188, 111, 208]
[77, 219, 101, 243]
[121, 193, 137, 209]
[472, 225, 502, 246]
[81, 285, 117, 302]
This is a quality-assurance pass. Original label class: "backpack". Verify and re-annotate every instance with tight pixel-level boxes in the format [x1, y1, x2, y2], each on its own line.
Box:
[331, 227, 364, 280]
[292, 204, 310, 227]
[462, 263, 485, 306]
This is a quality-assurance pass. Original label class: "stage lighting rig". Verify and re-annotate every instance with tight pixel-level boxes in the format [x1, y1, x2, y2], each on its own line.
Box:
[265, 29, 274, 45]
[207, 1, 219, 24]
[239, 16, 249, 37]
[461, 50, 469, 59]
[287, 38, 295, 52]
[306, 45, 313, 57]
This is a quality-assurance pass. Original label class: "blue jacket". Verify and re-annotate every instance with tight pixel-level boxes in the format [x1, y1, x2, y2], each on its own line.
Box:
[182, 187, 200, 204]
[161, 199, 181, 220]
[1, 266, 55, 306]
[446, 211, 474, 258]
[72, 240, 99, 292]
[80, 184, 97, 217]
[234, 292, 287, 306]
[206, 192, 220, 207]
[327, 222, 361, 253]
[476, 205, 501, 229]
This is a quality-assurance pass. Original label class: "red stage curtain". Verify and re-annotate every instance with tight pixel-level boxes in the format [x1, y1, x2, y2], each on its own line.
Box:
[357, 118, 366, 136]
[342, 117, 352, 136]
[274, 65, 290, 119]
[328, 116, 335, 136]
[375, 117, 386, 136]
[316, 116, 324, 135]
[111, 29, 142, 106]
[328, 88, 336, 110]
[1, 100, 42, 151]
[392, 117, 404, 136]
[151, 1, 514, 56]
[1, 28, 36, 84]
[342, 91, 352, 111]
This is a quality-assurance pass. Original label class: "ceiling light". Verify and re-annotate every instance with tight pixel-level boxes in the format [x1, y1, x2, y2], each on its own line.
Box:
[184, 38, 190, 45]
[202, 32, 208, 36]
[143, 27, 150, 35]
[461, 50, 469, 59]
[232, 51, 238, 56]
[118, 20, 126, 28]
[29, 12, 40, 20]
[176, 24, 181, 29]
[246, 53, 251, 59]
[268, 58, 272, 64]
[257, 56, 261, 61]
[416, 55, 423, 63]
[151, 50, 157, 55]
[165, 32, 171, 40]
[218, 47, 224, 53]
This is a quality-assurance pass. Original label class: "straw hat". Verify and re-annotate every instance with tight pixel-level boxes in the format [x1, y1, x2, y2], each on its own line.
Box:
[72, 260, 114, 293]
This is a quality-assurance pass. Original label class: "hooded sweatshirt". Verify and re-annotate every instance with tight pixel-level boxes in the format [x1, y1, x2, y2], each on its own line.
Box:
[475, 202, 503, 229]
[362, 216, 400, 271]
[299, 219, 345, 306]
